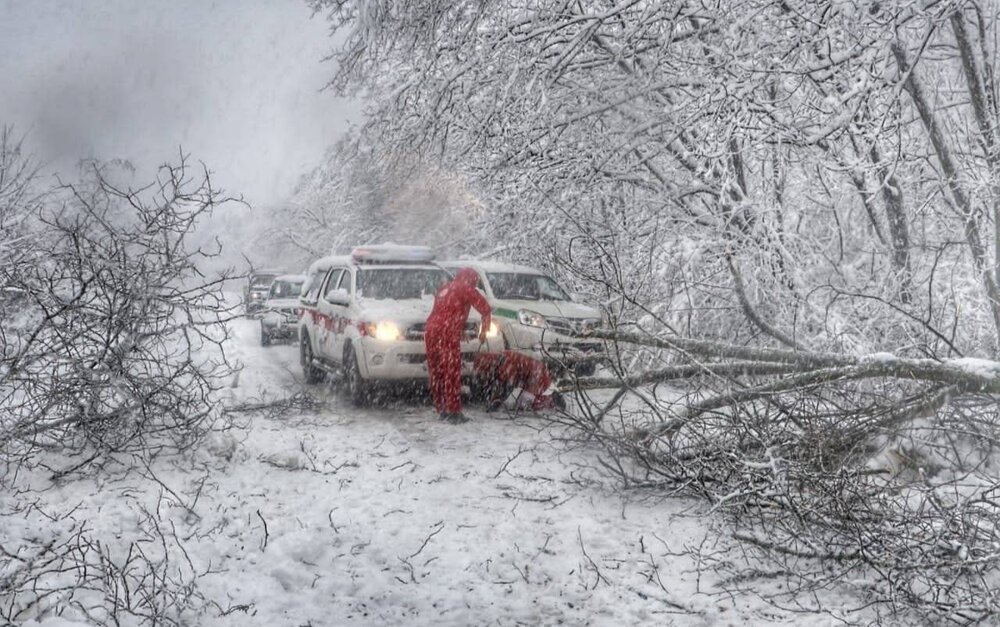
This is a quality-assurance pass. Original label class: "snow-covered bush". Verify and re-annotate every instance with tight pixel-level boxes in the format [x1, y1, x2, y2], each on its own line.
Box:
[0, 153, 237, 464]
[0, 134, 238, 624]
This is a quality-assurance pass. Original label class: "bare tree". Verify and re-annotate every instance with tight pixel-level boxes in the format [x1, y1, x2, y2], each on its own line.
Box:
[1, 153, 238, 464]
[0, 139, 240, 624]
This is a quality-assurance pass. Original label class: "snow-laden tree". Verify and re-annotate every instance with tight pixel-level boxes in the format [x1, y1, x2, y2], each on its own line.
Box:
[306, 0, 1000, 353]
[301, 0, 1000, 620]
[274, 135, 492, 263]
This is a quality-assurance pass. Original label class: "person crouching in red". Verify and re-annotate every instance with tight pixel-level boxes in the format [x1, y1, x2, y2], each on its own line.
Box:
[425, 268, 492, 423]
[473, 350, 566, 411]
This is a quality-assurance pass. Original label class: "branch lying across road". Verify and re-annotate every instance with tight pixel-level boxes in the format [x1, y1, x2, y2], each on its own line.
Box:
[581, 330, 1000, 392]
[589, 328, 856, 367]
[567, 330, 1000, 439]
[565, 361, 805, 391]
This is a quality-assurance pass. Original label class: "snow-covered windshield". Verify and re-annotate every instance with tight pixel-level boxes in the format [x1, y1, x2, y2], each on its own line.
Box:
[486, 273, 569, 301]
[269, 280, 303, 299]
[251, 274, 277, 287]
[357, 268, 448, 300]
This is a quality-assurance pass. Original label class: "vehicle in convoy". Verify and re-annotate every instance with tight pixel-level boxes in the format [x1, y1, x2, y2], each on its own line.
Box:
[244, 269, 282, 316]
[298, 245, 501, 405]
[259, 274, 306, 346]
[442, 261, 605, 376]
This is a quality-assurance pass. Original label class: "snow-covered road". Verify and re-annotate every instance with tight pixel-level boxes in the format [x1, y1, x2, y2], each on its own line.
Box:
[203, 318, 722, 626]
[18, 317, 844, 627]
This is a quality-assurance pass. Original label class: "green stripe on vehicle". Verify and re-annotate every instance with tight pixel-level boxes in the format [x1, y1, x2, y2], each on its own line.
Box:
[493, 307, 518, 320]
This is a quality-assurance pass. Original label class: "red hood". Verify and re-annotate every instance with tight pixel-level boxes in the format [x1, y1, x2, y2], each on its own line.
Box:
[453, 267, 479, 288]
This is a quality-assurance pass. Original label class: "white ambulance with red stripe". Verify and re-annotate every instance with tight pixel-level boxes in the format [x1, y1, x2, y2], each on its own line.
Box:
[298, 245, 501, 405]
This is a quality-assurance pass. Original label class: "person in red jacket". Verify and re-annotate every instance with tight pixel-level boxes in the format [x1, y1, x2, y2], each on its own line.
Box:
[473, 350, 566, 411]
[425, 267, 492, 423]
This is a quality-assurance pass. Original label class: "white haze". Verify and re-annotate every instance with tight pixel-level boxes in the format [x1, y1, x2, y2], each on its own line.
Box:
[0, 0, 358, 209]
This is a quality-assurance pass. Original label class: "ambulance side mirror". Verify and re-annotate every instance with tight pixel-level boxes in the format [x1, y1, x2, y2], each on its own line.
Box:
[325, 288, 350, 306]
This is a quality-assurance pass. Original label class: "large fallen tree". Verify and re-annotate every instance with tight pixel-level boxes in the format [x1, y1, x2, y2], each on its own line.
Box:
[557, 328, 1000, 625]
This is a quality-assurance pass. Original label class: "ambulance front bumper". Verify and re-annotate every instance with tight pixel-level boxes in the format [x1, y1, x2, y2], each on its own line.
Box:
[356, 337, 503, 380]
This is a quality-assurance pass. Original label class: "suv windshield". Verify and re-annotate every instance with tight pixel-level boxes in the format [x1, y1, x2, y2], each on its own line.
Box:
[486, 273, 570, 301]
[357, 268, 448, 300]
[269, 280, 303, 299]
[251, 274, 278, 287]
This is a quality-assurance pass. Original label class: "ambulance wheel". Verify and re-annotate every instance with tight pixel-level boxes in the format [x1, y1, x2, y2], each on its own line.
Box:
[301, 334, 325, 384]
[468, 380, 489, 403]
[344, 344, 371, 406]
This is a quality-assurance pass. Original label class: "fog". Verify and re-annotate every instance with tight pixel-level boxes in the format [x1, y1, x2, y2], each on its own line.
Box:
[0, 0, 358, 208]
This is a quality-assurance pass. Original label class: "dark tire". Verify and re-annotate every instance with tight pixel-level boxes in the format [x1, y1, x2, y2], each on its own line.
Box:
[468, 380, 489, 403]
[343, 344, 371, 407]
[301, 333, 325, 384]
[574, 362, 596, 377]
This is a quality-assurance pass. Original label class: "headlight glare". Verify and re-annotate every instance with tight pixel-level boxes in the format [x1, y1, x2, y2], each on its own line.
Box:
[373, 321, 401, 341]
[486, 321, 500, 338]
[518, 309, 546, 328]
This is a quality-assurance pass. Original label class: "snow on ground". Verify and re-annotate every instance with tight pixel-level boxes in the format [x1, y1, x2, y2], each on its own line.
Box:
[201, 318, 714, 626]
[16, 317, 855, 626]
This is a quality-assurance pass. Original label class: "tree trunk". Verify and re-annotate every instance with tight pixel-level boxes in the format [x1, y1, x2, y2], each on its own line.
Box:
[893, 40, 1000, 347]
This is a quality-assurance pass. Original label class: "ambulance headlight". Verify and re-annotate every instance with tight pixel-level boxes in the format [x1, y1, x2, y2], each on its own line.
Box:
[373, 321, 401, 341]
[518, 309, 546, 328]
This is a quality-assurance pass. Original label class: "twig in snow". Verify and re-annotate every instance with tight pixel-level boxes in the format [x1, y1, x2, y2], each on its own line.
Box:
[409, 520, 445, 559]
[577, 526, 610, 590]
[223, 390, 326, 418]
[212, 601, 255, 617]
[389, 459, 415, 471]
[512, 562, 530, 584]
[256, 509, 269, 551]
[396, 557, 417, 584]
[493, 445, 526, 479]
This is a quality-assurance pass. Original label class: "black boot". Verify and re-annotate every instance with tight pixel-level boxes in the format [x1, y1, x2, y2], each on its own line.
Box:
[552, 391, 567, 411]
[446, 412, 470, 424]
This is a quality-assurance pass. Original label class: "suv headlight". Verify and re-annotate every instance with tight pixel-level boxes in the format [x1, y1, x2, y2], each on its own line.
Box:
[375, 321, 401, 341]
[485, 320, 500, 338]
[360, 320, 401, 341]
[518, 309, 546, 328]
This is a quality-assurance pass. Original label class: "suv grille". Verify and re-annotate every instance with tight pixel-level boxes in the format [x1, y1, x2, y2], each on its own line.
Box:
[405, 321, 479, 341]
[546, 317, 601, 337]
[401, 352, 477, 364]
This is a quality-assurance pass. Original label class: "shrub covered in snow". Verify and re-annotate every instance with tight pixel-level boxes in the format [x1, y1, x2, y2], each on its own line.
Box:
[0, 131, 239, 625]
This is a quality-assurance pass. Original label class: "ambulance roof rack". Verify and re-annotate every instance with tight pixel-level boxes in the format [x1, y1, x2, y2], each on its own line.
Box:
[350, 244, 436, 265]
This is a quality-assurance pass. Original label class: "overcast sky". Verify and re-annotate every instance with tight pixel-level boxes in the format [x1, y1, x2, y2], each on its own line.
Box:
[0, 0, 357, 207]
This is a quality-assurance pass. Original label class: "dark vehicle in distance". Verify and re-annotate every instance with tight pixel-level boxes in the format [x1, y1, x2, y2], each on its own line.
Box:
[245, 269, 282, 316]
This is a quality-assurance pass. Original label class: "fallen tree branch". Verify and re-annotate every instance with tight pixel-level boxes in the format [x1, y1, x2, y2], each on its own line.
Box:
[589, 329, 852, 368]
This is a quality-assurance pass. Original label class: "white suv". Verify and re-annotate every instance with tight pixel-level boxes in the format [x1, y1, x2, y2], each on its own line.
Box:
[442, 261, 605, 375]
[259, 274, 306, 345]
[299, 245, 500, 404]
